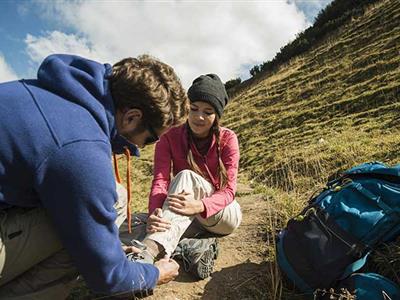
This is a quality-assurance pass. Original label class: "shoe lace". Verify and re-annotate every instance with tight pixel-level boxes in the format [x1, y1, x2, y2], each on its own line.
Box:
[127, 251, 146, 261]
[179, 239, 206, 272]
[181, 244, 192, 272]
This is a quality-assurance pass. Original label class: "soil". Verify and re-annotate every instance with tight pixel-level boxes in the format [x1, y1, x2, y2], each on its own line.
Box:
[145, 183, 269, 300]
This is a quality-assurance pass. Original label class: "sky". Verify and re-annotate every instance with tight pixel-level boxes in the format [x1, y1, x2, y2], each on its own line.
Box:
[0, 0, 332, 88]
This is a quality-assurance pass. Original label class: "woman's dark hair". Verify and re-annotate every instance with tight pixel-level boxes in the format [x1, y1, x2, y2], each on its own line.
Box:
[186, 118, 228, 189]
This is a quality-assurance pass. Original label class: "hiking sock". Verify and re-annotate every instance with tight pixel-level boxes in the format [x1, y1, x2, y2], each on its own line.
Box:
[143, 239, 166, 259]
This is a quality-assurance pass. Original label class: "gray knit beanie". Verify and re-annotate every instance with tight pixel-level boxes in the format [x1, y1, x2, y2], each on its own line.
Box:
[187, 74, 229, 117]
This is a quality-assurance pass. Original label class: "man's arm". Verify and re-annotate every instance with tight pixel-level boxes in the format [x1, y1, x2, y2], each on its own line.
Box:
[34, 140, 159, 295]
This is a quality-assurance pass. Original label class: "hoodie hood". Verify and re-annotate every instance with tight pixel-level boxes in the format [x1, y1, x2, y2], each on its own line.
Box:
[37, 54, 139, 156]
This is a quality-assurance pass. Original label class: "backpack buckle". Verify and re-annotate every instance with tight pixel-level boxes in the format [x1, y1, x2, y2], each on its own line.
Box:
[331, 177, 353, 192]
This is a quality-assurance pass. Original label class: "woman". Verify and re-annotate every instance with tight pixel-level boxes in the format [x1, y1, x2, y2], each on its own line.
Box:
[138, 74, 242, 279]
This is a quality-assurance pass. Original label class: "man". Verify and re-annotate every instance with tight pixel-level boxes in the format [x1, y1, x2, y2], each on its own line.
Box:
[0, 54, 189, 299]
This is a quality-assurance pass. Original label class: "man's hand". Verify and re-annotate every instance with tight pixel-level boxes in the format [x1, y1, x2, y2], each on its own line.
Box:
[168, 192, 204, 216]
[122, 245, 142, 254]
[155, 258, 180, 285]
[147, 208, 171, 233]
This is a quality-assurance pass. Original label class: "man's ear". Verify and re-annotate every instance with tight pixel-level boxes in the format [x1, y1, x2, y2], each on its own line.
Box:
[122, 108, 143, 130]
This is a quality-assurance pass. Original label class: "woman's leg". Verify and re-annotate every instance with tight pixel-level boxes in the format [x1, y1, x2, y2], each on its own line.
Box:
[197, 200, 242, 236]
[172, 200, 241, 279]
[144, 170, 214, 256]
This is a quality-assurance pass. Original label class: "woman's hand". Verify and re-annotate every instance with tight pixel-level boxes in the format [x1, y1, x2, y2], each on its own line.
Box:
[147, 208, 171, 233]
[168, 192, 205, 216]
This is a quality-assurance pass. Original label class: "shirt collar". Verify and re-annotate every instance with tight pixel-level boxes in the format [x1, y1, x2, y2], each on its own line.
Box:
[111, 134, 140, 157]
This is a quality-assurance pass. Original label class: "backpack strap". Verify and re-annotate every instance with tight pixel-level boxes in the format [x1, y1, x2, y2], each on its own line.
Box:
[350, 182, 394, 214]
[340, 252, 370, 280]
[346, 172, 400, 185]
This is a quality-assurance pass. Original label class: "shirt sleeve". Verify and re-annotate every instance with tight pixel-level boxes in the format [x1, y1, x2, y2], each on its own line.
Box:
[200, 131, 240, 218]
[148, 135, 172, 214]
[34, 140, 159, 295]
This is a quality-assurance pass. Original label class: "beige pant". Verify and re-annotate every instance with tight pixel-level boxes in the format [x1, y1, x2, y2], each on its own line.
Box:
[0, 183, 127, 300]
[144, 170, 242, 256]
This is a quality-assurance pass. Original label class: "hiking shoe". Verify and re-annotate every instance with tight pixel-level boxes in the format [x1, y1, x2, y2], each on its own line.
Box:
[127, 249, 155, 264]
[172, 237, 219, 279]
[126, 240, 155, 265]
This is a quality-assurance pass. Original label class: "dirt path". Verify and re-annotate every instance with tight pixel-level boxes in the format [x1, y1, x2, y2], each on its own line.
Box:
[147, 183, 268, 300]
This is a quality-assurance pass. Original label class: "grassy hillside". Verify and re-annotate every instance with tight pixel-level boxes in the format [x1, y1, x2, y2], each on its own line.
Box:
[110, 1, 400, 299]
[222, 0, 400, 298]
[225, 0, 399, 190]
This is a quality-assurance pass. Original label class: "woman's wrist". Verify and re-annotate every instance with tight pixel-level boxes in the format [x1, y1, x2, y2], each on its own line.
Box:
[197, 200, 205, 214]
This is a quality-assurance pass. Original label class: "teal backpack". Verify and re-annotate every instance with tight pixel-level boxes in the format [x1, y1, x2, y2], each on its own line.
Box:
[277, 162, 400, 297]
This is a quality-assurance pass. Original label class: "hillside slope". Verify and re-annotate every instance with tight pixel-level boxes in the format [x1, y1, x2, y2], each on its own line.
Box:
[222, 0, 399, 298]
[224, 0, 399, 193]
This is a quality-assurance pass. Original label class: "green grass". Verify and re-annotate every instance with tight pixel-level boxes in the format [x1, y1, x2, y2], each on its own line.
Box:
[222, 0, 400, 298]
[115, 144, 156, 213]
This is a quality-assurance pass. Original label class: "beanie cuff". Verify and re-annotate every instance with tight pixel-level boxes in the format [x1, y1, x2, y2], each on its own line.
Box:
[188, 91, 224, 117]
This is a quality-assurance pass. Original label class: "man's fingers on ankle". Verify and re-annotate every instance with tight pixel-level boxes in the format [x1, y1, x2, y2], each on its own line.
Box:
[158, 257, 172, 263]
[170, 259, 179, 268]
[124, 246, 142, 254]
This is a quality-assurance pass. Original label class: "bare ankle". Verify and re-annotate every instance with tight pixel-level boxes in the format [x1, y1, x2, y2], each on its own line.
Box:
[143, 239, 165, 259]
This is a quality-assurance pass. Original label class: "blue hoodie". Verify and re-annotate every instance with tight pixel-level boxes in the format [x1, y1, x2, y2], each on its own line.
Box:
[0, 54, 159, 294]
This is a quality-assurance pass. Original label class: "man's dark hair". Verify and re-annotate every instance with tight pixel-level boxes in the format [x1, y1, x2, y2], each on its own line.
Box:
[110, 55, 189, 129]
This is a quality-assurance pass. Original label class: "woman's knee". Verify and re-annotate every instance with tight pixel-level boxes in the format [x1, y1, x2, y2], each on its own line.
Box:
[170, 170, 211, 190]
[201, 201, 242, 235]
[173, 169, 199, 181]
[207, 219, 239, 236]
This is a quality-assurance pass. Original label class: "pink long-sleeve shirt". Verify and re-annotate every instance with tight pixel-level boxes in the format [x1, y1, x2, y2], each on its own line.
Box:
[149, 124, 240, 218]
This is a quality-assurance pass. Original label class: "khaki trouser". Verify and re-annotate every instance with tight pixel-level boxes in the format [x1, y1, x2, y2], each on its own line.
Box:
[121, 170, 242, 257]
[0, 183, 127, 300]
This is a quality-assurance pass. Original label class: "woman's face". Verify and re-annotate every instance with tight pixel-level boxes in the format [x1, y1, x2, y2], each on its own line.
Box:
[188, 101, 216, 138]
